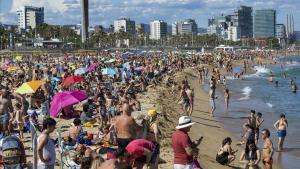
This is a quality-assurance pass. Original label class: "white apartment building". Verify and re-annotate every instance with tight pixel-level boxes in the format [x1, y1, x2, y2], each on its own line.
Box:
[150, 20, 167, 40]
[227, 26, 241, 41]
[17, 6, 44, 30]
[114, 18, 135, 34]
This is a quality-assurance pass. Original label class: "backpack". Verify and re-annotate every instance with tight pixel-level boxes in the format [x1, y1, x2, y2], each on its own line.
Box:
[1, 136, 25, 165]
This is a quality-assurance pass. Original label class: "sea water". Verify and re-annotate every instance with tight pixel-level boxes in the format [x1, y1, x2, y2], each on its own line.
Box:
[211, 56, 300, 169]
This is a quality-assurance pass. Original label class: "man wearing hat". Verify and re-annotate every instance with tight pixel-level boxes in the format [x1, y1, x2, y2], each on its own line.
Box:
[172, 116, 201, 169]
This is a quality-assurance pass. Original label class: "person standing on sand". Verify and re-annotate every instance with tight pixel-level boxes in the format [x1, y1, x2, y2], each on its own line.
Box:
[274, 114, 288, 152]
[0, 87, 14, 135]
[261, 129, 274, 169]
[172, 116, 202, 169]
[37, 118, 57, 169]
[239, 140, 261, 169]
[255, 112, 264, 145]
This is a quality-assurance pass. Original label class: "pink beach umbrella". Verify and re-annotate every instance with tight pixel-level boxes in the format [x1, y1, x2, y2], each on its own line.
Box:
[88, 63, 97, 72]
[50, 91, 88, 117]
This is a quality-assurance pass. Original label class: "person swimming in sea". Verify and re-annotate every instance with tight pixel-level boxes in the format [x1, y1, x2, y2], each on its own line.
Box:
[291, 82, 298, 93]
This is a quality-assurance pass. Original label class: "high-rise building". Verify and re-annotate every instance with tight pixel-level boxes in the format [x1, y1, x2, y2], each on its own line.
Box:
[227, 26, 241, 41]
[173, 19, 197, 35]
[17, 6, 44, 30]
[276, 24, 286, 39]
[114, 18, 136, 34]
[172, 22, 178, 35]
[253, 10, 276, 38]
[207, 15, 230, 39]
[150, 20, 167, 40]
[81, 0, 89, 43]
[233, 6, 253, 38]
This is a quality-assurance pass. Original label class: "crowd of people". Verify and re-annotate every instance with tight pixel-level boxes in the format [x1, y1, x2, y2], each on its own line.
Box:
[0, 49, 293, 169]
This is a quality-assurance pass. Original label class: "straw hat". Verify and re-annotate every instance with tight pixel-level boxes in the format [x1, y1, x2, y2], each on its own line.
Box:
[176, 116, 194, 129]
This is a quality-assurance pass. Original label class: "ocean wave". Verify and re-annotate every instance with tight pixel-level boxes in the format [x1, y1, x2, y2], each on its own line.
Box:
[239, 86, 252, 100]
[242, 66, 271, 78]
[225, 76, 236, 80]
[266, 102, 273, 108]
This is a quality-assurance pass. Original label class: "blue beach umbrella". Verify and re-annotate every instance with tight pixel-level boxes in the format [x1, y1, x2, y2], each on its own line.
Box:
[74, 67, 88, 75]
[102, 68, 117, 77]
[121, 55, 129, 60]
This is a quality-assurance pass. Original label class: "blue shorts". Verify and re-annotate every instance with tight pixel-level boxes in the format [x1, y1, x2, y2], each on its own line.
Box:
[277, 130, 286, 138]
[210, 99, 216, 109]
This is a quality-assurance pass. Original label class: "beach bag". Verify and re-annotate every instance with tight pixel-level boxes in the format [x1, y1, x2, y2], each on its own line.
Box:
[1, 136, 24, 165]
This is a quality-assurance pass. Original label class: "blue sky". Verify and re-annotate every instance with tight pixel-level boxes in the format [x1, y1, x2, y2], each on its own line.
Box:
[0, 0, 299, 30]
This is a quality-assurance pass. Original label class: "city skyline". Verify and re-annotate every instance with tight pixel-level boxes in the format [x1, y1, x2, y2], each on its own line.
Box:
[0, 0, 300, 30]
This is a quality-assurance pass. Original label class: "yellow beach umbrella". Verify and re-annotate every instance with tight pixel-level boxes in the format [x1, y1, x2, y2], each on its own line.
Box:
[16, 80, 45, 94]
[16, 55, 23, 61]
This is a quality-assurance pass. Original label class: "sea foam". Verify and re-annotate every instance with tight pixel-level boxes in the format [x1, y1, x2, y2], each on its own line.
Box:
[239, 86, 252, 100]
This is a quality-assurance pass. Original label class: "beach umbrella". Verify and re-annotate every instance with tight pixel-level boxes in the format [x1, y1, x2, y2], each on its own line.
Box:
[102, 68, 117, 76]
[15, 80, 45, 94]
[50, 91, 88, 117]
[62, 76, 84, 87]
[15, 55, 22, 61]
[88, 63, 97, 72]
[74, 67, 87, 75]
[123, 62, 131, 69]
[4, 60, 11, 65]
[7, 66, 19, 72]
[104, 58, 116, 64]
[51, 77, 61, 82]
[121, 55, 129, 60]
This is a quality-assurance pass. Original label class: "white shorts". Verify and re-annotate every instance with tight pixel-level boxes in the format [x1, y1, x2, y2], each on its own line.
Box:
[174, 163, 193, 169]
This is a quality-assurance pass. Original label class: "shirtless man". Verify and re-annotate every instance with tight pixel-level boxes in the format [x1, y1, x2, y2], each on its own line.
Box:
[185, 85, 194, 116]
[0, 88, 14, 134]
[255, 112, 264, 144]
[69, 118, 82, 143]
[114, 103, 140, 154]
[262, 129, 274, 169]
[274, 114, 288, 152]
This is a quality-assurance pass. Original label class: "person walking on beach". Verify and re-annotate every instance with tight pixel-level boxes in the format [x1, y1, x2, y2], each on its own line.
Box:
[239, 140, 261, 169]
[274, 114, 288, 152]
[224, 88, 229, 112]
[216, 137, 238, 165]
[261, 129, 274, 169]
[186, 85, 194, 116]
[209, 88, 217, 117]
[177, 85, 190, 115]
[172, 116, 202, 169]
[37, 118, 57, 169]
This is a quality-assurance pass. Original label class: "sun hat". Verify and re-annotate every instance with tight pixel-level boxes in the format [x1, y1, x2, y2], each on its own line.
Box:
[147, 109, 157, 117]
[176, 116, 194, 129]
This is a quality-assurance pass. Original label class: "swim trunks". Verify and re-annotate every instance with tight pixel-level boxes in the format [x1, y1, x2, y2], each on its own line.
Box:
[263, 158, 273, 165]
[277, 130, 286, 137]
[0, 113, 9, 125]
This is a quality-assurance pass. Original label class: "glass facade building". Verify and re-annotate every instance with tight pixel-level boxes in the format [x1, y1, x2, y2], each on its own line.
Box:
[253, 10, 276, 38]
